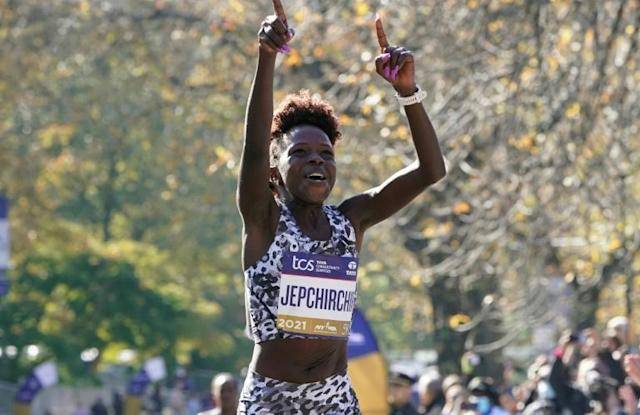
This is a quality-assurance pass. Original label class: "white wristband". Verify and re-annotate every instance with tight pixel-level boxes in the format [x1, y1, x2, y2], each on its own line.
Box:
[395, 85, 427, 106]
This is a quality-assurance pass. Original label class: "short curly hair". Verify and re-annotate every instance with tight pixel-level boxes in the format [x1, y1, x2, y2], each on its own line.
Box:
[269, 90, 341, 166]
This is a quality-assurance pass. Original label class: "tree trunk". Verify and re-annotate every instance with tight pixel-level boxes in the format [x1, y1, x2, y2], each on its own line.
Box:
[101, 147, 118, 242]
[429, 275, 467, 374]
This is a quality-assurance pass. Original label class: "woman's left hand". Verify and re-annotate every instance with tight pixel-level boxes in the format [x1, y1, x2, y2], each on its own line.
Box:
[374, 14, 416, 96]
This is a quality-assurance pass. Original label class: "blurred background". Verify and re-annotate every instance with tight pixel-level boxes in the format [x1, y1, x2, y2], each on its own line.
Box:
[1, 0, 639, 414]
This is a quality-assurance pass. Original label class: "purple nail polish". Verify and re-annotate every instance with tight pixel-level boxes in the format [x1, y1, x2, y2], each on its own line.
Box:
[391, 66, 399, 80]
[384, 66, 390, 78]
[282, 44, 291, 52]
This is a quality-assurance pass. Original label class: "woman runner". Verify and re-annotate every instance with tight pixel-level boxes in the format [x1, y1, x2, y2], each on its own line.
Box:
[237, 1, 446, 413]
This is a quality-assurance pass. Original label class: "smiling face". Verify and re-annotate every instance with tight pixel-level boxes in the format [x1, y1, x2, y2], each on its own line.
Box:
[272, 124, 336, 205]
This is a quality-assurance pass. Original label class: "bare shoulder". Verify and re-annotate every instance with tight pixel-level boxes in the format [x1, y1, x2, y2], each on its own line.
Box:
[242, 197, 280, 270]
[337, 194, 371, 250]
[338, 194, 364, 226]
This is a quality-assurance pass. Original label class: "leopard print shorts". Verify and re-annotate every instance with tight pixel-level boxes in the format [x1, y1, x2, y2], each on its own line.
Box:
[237, 370, 361, 414]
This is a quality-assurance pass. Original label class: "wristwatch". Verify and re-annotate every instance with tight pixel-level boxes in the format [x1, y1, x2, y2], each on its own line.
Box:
[395, 85, 427, 106]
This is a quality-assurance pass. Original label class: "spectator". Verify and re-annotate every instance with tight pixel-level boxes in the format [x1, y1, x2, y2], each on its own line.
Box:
[577, 328, 601, 392]
[442, 374, 463, 396]
[186, 391, 202, 415]
[467, 377, 508, 415]
[624, 354, 640, 415]
[584, 369, 621, 413]
[549, 334, 590, 414]
[617, 382, 640, 415]
[442, 384, 468, 415]
[417, 372, 445, 415]
[607, 316, 631, 352]
[389, 372, 420, 415]
[198, 372, 238, 415]
[168, 385, 187, 415]
[112, 390, 123, 415]
[521, 399, 555, 415]
[625, 353, 640, 384]
[598, 335, 626, 386]
[149, 383, 164, 414]
[89, 398, 108, 415]
[498, 389, 518, 414]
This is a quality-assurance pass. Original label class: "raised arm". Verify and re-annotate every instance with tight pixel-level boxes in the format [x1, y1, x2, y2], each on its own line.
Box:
[340, 14, 446, 237]
[237, 0, 293, 224]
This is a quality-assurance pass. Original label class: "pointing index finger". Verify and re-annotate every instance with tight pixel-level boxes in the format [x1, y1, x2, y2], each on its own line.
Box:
[375, 13, 389, 52]
[272, 0, 288, 26]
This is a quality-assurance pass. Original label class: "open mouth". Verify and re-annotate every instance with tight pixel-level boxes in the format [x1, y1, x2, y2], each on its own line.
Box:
[306, 173, 326, 182]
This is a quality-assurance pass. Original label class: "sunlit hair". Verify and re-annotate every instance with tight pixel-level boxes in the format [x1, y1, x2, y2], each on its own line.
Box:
[269, 89, 341, 166]
[211, 372, 236, 397]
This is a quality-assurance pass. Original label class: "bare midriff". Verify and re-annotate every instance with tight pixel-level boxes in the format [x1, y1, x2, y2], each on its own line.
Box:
[250, 337, 348, 384]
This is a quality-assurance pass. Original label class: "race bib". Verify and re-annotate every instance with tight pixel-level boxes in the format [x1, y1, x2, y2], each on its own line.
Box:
[277, 252, 358, 338]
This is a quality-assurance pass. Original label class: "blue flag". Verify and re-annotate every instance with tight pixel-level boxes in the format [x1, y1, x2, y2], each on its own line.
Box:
[0, 196, 8, 297]
[347, 308, 389, 414]
[127, 369, 151, 396]
[0, 270, 8, 298]
[14, 361, 58, 403]
[15, 374, 42, 403]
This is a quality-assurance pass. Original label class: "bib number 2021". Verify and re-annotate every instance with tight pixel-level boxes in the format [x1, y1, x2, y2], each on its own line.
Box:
[277, 318, 307, 331]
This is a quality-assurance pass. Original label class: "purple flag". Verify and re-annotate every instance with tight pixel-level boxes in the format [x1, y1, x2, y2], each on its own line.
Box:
[127, 369, 151, 396]
[15, 374, 42, 403]
[0, 196, 8, 297]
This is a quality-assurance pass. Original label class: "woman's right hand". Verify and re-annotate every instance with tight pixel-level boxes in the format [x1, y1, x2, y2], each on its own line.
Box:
[258, 0, 295, 55]
[624, 353, 640, 385]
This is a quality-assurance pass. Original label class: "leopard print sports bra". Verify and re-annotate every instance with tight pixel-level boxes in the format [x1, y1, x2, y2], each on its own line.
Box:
[244, 198, 358, 343]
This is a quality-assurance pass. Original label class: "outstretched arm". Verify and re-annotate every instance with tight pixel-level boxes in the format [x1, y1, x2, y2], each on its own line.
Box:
[340, 15, 446, 236]
[237, 0, 293, 224]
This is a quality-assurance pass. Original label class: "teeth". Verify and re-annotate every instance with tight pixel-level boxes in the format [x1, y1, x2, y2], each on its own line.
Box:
[308, 173, 325, 180]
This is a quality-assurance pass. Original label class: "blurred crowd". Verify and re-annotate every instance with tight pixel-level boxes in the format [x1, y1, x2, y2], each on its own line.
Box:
[390, 316, 640, 415]
[58, 315, 640, 415]
[69, 393, 120, 415]
[134, 373, 237, 415]
[66, 372, 238, 415]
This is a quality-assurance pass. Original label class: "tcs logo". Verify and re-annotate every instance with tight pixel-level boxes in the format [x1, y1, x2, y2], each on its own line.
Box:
[292, 255, 315, 272]
[348, 261, 357, 270]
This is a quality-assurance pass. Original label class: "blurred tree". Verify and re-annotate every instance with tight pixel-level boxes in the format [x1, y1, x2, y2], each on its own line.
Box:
[0, 245, 183, 383]
[0, 0, 251, 380]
